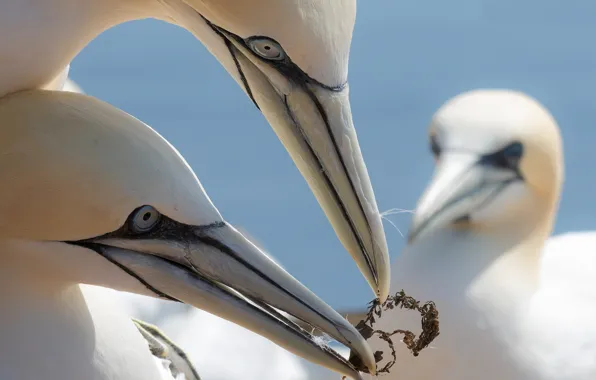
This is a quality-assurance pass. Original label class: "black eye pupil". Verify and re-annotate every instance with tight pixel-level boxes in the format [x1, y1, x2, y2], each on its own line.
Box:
[264, 46, 271, 50]
[142, 212, 151, 221]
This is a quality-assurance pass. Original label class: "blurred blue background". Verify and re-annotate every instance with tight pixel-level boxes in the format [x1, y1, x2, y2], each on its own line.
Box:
[70, 0, 596, 310]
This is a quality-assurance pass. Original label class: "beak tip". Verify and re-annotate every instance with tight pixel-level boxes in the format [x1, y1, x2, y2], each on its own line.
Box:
[361, 336, 379, 376]
[376, 278, 390, 304]
[345, 323, 378, 376]
[369, 238, 391, 303]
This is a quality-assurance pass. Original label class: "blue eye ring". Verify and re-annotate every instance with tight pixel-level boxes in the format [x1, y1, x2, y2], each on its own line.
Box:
[130, 205, 161, 234]
[246, 37, 285, 61]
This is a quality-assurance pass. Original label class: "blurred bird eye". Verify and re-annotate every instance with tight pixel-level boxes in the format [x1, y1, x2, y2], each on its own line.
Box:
[247, 37, 285, 61]
[494, 142, 524, 169]
[130, 205, 161, 233]
[481, 141, 524, 170]
[501, 142, 524, 164]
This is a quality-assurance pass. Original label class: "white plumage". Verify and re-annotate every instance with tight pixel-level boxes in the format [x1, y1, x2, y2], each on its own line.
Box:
[60, 79, 353, 380]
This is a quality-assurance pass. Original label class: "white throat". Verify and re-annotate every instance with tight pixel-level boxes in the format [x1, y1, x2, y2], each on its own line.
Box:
[394, 205, 555, 355]
[0, 240, 164, 380]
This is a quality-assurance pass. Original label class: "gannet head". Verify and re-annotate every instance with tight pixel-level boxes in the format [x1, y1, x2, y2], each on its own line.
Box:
[0, 90, 375, 378]
[408, 89, 564, 243]
[166, 0, 390, 301]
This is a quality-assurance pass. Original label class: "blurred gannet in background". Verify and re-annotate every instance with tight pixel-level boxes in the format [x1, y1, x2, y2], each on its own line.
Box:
[0, 0, 390, 301]
[0, 89, 377, 379]
[360, 90, 596, 380]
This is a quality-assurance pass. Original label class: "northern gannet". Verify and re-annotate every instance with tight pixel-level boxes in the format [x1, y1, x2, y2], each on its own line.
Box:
[0, 0, 390, 301]
[0, 89, 376, 379]
[361, 89, 596, 380]
[57, 78, 203, 379]
[58, 78, 323, 380]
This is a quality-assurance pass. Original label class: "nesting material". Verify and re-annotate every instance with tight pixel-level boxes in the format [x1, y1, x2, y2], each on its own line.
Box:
[348, 290, 440, 375]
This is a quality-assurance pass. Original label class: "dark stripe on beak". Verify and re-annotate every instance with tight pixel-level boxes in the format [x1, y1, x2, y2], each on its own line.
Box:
[72, 241, 180, 302]
[301, 86, 378, 281]
[69, 216, 348, 343]
[191, 232, 348, 341]
[66, 238, 355, 368]
[195, 12, 379, 289]
[202, 16, 260, 110]
[282, 93, 378, 285]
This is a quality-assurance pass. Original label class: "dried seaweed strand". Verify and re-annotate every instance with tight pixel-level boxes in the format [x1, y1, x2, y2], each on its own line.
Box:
[348, 290, 440, 375]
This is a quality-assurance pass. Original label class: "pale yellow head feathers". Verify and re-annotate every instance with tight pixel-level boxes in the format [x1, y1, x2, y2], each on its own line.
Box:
[431, 89, 564, 200]
[0, 90, 222, 240]
[194, 0, 356, 86]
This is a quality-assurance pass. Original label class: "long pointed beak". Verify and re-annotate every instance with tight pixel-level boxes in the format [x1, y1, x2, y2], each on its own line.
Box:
[163, 7, 390, 301]
[72, 220, 376, 378]
[408, 153, 521, 243]
[212, 28, 390, 302]
[283, 84, 391, 302]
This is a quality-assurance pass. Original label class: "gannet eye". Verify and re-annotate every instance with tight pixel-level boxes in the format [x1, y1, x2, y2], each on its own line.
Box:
[494, 142, 524, 169]
[130, 205, 161, 233]
[247, 37, 285, 61]
[481, 141, 524, 170]
[501, 142, 523, 164]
